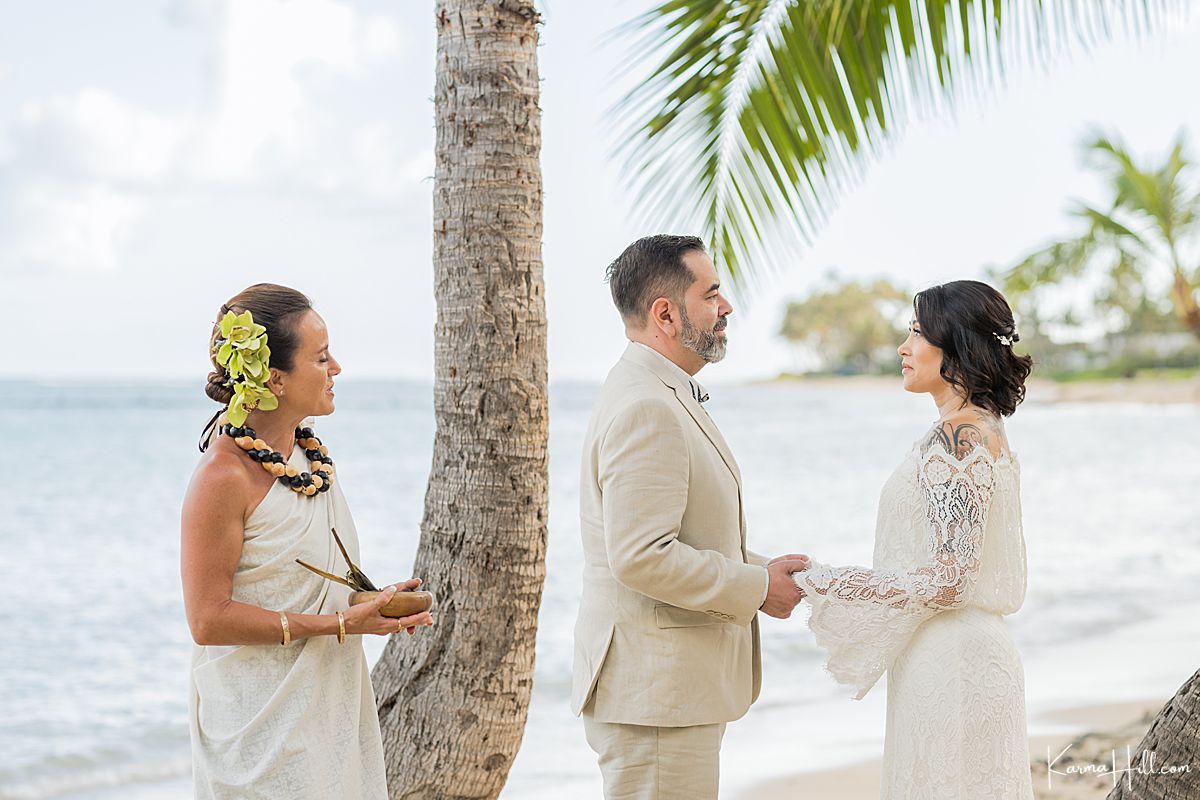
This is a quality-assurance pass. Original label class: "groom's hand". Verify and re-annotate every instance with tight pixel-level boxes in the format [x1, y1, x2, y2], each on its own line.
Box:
[760, 556, 809, 618]
[769, 554, 810, 598]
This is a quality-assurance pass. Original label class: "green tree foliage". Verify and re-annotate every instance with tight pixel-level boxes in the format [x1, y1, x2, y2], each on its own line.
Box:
[779, 273, 908, 374]
[999, 132, 1200, 341]
[615, 0, 1181, 286]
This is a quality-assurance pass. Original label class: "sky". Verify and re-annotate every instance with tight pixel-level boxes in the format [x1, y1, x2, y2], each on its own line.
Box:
[2, 0, 1199, 383]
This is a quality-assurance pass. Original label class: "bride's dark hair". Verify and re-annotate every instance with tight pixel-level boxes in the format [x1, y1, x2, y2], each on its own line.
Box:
[914, 280, 1033, 417]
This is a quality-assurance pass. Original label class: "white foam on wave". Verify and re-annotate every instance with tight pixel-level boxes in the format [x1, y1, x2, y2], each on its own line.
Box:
[0, 755, 190, 800]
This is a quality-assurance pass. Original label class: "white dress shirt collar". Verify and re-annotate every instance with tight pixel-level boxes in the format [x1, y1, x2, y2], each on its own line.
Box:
[631, 341, 710, 404]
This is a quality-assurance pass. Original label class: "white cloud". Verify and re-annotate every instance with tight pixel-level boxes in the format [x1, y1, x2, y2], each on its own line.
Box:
[191, 0, 354, 177]
[186, 0, 405, 180]
[15, 88, 186, 181]
[0, 180, 142, 272]
[332, 125, 432, 200]
[362, 16, 404, 59]
[0, 0, 422, 274]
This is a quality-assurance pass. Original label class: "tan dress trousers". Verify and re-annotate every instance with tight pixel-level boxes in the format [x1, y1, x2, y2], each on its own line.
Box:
[583, 713, 726, 800]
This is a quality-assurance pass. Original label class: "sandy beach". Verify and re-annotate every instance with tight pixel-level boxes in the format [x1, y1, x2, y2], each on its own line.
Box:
[55, 698, 1171, 800]
[1031, 377, 1200, 405]
[730, 601, 1200, 800]
[743, 698, 1166, 800]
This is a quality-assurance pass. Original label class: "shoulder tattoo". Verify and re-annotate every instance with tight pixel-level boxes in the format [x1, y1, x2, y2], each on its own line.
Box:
[922, 421, 990, 460]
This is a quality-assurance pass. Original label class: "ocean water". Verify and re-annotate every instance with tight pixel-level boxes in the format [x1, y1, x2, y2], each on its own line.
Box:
[1, 378, 1198, 799]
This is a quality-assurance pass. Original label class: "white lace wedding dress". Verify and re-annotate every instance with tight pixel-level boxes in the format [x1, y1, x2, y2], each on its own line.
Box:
[795, 434, 1034, 799]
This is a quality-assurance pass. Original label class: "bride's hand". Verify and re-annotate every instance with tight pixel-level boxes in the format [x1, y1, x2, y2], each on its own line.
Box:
[343, 584, 435, 637]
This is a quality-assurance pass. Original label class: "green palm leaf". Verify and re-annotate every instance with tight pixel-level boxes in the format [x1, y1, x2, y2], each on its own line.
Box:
[614, 0, 1184, 287]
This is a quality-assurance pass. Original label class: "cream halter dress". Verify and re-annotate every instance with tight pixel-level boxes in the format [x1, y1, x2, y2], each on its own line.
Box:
[188, 431, 388, 799]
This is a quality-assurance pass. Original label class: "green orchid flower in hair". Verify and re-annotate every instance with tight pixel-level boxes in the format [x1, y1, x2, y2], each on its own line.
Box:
[214, 310, 277, 427]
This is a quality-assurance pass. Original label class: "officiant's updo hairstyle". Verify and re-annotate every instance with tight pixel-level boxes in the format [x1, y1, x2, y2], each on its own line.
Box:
[204, 283, 313, 405]
[606, 234, 706, 322]
[913, 280, 1033, 417]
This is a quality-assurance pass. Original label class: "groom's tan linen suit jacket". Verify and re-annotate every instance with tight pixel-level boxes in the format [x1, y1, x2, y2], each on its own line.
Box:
[571, 343, 769, 727]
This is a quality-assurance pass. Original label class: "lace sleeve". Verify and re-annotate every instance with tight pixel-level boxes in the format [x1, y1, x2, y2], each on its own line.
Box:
[796, 446, 996, 698]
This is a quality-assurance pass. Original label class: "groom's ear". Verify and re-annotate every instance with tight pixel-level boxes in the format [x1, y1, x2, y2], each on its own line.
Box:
[649, 296, 677, 337]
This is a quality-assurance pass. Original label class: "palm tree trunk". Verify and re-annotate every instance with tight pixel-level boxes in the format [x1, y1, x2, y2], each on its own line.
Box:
[1169, 267, 1200, 340]
[371, 2, 546, 798]
[1107, 669, 1200, 800]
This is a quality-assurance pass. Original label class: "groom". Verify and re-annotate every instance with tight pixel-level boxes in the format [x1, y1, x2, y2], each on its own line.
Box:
[571, 234, 808, 799]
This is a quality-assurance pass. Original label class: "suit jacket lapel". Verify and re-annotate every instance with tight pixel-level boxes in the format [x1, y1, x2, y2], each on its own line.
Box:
[620, 344, 742, 490]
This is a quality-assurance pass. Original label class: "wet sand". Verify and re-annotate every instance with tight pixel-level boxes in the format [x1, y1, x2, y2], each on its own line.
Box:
[739, 698, 1165, 800]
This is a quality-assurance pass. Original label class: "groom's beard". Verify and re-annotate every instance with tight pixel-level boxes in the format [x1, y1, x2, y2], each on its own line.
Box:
[680, 307, 728, 363]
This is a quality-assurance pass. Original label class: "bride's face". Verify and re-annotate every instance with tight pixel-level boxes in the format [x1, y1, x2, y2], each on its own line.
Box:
[897, 317, 944, 395]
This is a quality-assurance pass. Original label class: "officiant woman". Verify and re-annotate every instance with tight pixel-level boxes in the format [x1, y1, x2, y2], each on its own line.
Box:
[181, 283, 432, 799]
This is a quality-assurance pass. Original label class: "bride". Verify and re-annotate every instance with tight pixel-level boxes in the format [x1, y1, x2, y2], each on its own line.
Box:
[792, 280, 1035, 799]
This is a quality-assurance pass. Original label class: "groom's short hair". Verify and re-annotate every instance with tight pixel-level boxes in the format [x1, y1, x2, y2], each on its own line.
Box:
[605, 234, 705, 324]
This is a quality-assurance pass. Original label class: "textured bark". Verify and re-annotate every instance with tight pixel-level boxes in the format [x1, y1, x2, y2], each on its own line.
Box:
[371, 2, 546, 798]
[1169, 268, 1200, 341]
[1107, 669, 1200, 800]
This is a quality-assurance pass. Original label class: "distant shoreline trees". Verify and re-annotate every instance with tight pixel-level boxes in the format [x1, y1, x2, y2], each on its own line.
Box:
[778, 273, 909, 375]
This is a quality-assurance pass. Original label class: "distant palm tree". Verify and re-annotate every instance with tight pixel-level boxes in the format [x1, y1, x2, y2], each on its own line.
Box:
[615, 0, 1184, 286]
[1002, 132, 1200, 340]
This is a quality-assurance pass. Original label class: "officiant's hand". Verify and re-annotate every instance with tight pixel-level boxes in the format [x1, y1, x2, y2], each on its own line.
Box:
[343, 582, 435, 637]
[761, 556, 809, 619]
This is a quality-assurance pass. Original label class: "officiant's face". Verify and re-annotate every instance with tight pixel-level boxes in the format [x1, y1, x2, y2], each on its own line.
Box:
[898, 317, 944, 394]
[677, 250, 732, 363]
[273, 310, 342, 417]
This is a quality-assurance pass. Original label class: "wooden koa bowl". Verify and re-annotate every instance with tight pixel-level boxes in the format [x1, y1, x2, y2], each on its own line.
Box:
[349, 589, 435, 618]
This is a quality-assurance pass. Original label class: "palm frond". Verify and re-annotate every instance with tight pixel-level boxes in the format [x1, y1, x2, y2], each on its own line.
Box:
[1083, 130, 1200, 248]
[1073, 203, 1146, 249]
[614, 0, 1186, 288]
[1000, 233, 1095, 299]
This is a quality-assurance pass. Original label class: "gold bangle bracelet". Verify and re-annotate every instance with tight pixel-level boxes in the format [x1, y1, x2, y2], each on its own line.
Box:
[336, 611, 346, 644]
[279, 612, 291, 646]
